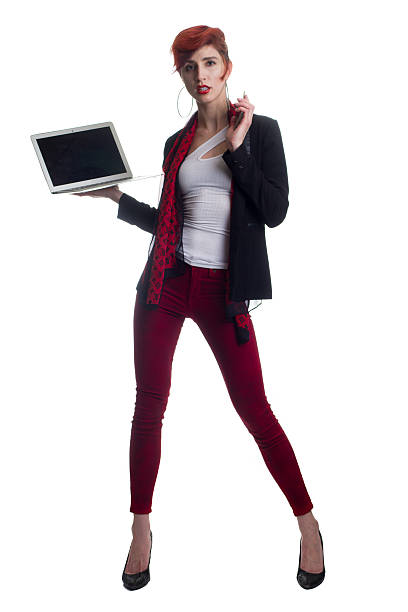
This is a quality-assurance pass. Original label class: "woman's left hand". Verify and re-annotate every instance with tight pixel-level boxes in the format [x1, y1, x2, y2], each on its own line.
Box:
[225, 94, 255, 152]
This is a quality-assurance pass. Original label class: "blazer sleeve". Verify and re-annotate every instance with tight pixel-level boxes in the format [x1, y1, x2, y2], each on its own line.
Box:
[116, 137, 172, 234]
[222, 119, 289, 228]
[116, 192, 158, 234]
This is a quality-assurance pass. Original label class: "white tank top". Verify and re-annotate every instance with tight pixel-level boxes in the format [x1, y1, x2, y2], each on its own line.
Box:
[176, 126, 232, 269]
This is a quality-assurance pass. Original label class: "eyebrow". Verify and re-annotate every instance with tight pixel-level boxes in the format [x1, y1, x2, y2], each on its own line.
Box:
[184, 56, 218, 64]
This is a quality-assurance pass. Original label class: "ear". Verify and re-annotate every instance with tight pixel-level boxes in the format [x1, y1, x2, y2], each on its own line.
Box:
[226, 60, 233, 80]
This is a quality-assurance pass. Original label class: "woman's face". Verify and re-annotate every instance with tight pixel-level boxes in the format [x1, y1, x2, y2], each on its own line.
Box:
[180, 44, 232, 107]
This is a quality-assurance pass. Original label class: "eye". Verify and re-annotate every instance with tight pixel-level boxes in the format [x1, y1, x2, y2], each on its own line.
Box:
[184, 60, 216, 71]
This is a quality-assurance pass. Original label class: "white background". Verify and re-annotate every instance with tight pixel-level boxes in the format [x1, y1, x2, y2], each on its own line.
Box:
[1, 0, 407, 608]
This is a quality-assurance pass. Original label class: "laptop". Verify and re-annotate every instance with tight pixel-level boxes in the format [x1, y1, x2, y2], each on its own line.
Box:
[30, 121, 133, 194]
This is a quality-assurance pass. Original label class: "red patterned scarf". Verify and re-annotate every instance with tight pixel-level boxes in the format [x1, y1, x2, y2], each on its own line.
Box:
[139, 100, 251, 344]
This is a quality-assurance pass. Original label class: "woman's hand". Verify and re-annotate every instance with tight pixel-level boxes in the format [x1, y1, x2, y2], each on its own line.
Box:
[225, 94, 255, 152]
[71, 184, 122, 201]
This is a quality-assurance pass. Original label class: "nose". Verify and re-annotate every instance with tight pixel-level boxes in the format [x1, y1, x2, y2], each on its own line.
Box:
[196, 67, 206, 84]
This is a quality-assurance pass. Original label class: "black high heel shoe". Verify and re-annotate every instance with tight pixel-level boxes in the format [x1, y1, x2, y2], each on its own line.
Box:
[297, 529, 325, 589]
[122, 530, 153, 591]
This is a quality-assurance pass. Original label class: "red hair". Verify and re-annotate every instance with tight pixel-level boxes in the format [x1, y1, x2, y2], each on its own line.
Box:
[170, 25, 231, 80]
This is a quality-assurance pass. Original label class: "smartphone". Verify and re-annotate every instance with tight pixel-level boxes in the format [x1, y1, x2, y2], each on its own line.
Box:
[234, 90, 246, 130]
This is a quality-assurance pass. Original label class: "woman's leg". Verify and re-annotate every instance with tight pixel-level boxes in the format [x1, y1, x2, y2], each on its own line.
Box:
[130, 286, 186, 515]
[191, 273, 313, 517]
[125, 274, 187, 574]
[190, 268, 323, 575]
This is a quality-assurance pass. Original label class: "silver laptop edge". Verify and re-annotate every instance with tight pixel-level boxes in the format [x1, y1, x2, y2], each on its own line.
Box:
[30, 121, 133, 194]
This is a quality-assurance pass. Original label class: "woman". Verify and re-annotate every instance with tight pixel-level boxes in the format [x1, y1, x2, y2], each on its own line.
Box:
[75, 25, 325, 590]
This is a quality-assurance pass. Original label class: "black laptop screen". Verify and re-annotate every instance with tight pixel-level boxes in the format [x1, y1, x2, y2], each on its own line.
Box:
[36, 126, 127, 186]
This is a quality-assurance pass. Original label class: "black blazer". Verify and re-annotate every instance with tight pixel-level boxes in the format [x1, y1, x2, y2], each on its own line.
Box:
[117, 113, 289, 301]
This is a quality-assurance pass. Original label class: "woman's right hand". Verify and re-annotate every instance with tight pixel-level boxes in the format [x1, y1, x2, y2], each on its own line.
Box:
[71, 184, 122, 202]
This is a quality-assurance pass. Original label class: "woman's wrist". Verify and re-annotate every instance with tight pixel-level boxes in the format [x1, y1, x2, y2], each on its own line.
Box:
[111, 189, 124, 203]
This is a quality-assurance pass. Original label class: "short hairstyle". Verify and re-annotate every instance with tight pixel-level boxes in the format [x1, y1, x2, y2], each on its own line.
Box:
[170, 25, 231, 80]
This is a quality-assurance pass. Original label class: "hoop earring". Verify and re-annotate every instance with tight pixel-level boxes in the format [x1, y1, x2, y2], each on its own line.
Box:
[177, 86, 194, 118]
[225, 81, 230, 110]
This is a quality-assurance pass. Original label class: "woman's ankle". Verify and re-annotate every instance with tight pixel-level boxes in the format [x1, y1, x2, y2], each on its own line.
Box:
[132, 513, 150, 532]
[296, 511, 319, 533]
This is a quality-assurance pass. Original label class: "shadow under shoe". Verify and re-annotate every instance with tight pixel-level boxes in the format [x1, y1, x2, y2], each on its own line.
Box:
[297, 529, 325, 589]
[122, 530, 153, 591]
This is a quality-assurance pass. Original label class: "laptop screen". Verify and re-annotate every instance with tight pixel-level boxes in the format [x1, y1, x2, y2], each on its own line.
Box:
[36, 126, 127, 187]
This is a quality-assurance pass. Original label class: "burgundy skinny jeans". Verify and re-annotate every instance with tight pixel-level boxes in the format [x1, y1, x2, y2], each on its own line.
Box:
[129, 262, 313, 517]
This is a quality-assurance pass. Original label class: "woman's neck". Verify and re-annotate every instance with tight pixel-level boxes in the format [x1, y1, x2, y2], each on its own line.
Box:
[196, 99, 229, 133]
